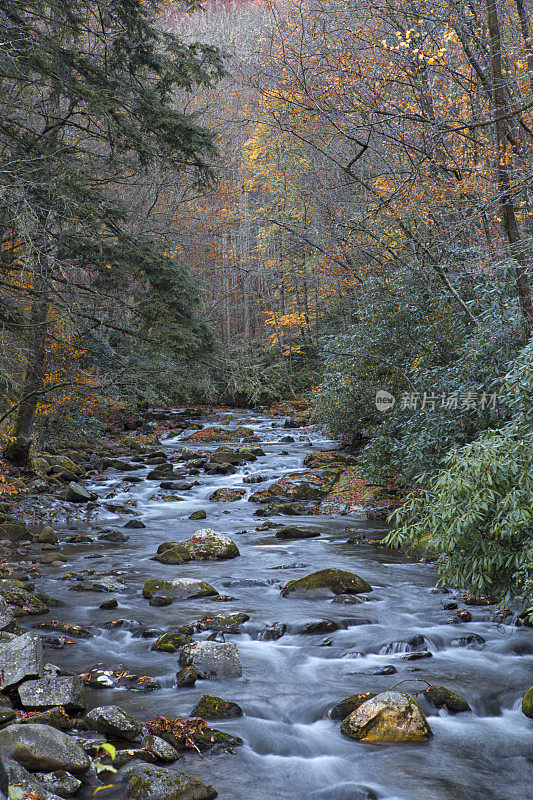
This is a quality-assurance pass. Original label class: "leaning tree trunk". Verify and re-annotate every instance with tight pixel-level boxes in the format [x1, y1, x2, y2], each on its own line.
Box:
[3, 268, 49, 466]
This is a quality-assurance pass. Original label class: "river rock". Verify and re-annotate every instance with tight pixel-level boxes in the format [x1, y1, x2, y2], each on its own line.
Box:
[143, 578, 218, 600]
[0, 631, 44, 691]
[154, 529, 240, 564]
[18, 674, 87, 712]
[14, 706, 73, 731]
[34, 770, 82, 798]
[0, 595, 15, 629]
[0, 723, 90, 773]
[189, 510, 207, 520]
[81, 665, 160, 692]
[281, 568, 371, 597]
[120, 760, 218, 800]
[176, 666, 198, 687]
[340, 691, 432, 742]
[195, 612, 249, 633]
[85, 705, 142, 740]
[209, 488, 246, 502]
[191, 694, 243, 720]
[522, 686, 533, 718]
[141, 734, 180, 763]
[330, 693, 376, 720]
[65, 482, 97, 503]
[3, 587, 49, 615]
[34, 526, 58, 544]
[4, 757, 67, 800]
[275, 525, 321, 539]
[179, 641, 242, 679]
[259, 622, 287, 640]
[151, 632, 193, 652]
[423, 685, 471, 713]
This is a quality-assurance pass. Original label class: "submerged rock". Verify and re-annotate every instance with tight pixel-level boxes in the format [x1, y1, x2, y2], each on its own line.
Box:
[120, 759, 218, 800]
[154, 529, 240, 564]
[179, 641, 242, 679]
[340, 691, 432, 742]
[275, 526, 321, 539]
[0, 723, 90, 773]
[281, 568, 371, 597]
[191, 694, 243, 720]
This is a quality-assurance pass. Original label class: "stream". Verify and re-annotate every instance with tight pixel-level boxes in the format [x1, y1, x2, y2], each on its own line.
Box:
[31, 409, 533, 800]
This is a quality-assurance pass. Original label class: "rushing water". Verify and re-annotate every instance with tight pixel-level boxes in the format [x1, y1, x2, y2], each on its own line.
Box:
[34, 410, 533, 800]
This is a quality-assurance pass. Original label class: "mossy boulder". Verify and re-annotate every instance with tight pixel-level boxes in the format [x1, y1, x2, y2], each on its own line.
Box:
[522, 686, 533, 718]
[330, 693, 376, 720]
[341, 691, 432, 742]
[423, 685, 471, 714]
[209, 488, 246, 502]
[143, 578, 218, 601]
[151, 632, 194, 653]
[195, 613, 249, 633]
[281, 568, 371, 597]
[191, 695, 243, 720]
[189, 510, 207, 520]
[121, 760, 218, 800]
[154, 530, 239, 564]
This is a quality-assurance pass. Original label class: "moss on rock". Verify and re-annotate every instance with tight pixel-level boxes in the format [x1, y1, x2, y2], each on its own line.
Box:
[522, 686, 533, 718]
[191, 695, 243, 720]
[281, 568, 371, 597]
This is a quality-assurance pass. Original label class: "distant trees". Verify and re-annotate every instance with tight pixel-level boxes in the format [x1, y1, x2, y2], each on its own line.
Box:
[0, 0, 224, 461]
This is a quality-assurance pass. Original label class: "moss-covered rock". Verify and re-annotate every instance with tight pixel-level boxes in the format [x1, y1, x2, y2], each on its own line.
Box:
[121, 760, 218, 800]
[153, 530, 239, 564]
[281, 568, 371, 597]
[341, 691, 432, 742]
[191, 695, 243, 720]
[195, 613, 249, 633]
[275, 526, 320, 539]
[423, 685, 471, 714]
[151, 632, 194, 653]
[522, 686, 533, 718]
[143, 578, 219, 601]
[209, 488, 246, 502]
[330, 693, 376, 720]
[189, 510, 207, 520]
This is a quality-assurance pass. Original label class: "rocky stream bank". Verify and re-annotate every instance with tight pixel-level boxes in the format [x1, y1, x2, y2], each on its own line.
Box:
[0, 408, 531, 800]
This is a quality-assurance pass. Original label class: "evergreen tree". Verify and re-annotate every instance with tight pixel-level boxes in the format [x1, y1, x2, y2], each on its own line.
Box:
[0, 0, 224, 463]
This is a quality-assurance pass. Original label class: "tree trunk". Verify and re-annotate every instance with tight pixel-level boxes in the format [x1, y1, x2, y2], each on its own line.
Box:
[486, 0, 533, 338]
[3, 271, 49, 466]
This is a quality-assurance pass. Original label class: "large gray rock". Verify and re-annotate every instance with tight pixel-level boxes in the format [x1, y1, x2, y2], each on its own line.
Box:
[0, 632, 44, 691]
[0, 723, 90, 773]
[65, 482, 96, 503]
[154, 529, 239, 565]
[340, 691, 432, 742]
[18, 674, 87, 712]
[4, 757, 65, 800]
[121, 760, 217, 800]
[34, 770, 82, 798]
[85, 705, 142, 740]
[179, 641, 242, 679]
[141, 734, 180, 763]
[0, 596, 15, 630]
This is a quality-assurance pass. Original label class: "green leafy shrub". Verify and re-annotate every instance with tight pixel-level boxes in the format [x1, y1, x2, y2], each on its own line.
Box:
[385, 343, 533, 612]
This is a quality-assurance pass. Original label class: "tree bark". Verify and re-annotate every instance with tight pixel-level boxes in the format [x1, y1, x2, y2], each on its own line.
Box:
[3, 269, 49, 465]
[486, 0, 533, 338]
